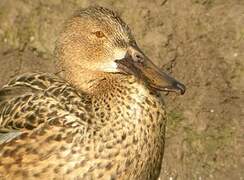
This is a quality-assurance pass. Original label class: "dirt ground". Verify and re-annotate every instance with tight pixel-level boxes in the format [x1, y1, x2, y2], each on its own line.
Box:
[0, 0, 243, 179]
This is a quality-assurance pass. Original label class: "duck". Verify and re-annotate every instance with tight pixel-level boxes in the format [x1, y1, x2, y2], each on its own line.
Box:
[0, 6, 185, 180]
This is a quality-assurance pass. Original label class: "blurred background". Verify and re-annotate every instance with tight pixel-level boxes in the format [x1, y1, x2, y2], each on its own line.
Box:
[0, 0, 243, 179]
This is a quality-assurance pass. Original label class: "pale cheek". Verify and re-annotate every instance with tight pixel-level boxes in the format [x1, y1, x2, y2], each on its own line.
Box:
[97, 48, 126, 72]
[113, 49, 127, 60]
[98, 61, 118, 72]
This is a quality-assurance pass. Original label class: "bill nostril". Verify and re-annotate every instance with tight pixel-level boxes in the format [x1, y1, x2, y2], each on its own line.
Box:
[133, 52, 144, 63]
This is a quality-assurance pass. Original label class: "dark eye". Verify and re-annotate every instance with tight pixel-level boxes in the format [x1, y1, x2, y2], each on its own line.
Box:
[93, 31, 105, 38]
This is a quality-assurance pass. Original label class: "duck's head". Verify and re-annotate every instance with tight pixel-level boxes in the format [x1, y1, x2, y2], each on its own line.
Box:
[55, 6, 185, 94]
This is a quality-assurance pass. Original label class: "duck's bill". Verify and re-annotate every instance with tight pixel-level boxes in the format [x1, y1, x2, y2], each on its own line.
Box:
[115, 46, 186, 95]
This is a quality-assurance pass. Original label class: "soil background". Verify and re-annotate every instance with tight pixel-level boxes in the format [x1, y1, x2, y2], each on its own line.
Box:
[0, 0, 243, 179]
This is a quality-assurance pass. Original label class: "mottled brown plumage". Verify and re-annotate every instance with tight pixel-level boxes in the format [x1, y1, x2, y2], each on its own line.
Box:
[0, 6, 185, 180]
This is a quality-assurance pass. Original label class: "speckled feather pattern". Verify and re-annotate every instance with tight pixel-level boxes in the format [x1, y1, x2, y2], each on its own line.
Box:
[0, 73, 166, 180]
[0, 6, 173, 180]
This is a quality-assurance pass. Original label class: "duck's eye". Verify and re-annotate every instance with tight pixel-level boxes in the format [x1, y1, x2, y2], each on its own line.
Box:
[93, 31, 105, 38]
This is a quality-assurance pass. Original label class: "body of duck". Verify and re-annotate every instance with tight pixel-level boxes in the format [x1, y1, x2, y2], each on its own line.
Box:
[0, 7, 185, 180]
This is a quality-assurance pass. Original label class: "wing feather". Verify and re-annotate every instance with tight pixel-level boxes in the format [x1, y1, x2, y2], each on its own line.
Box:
[0, 73, 91, 144]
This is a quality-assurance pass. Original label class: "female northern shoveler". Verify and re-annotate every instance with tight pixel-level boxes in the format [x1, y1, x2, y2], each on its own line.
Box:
[0, 6, 185, 180]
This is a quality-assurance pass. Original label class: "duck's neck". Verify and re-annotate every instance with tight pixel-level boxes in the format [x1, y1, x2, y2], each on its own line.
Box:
[61, 69, 129, 95]
[63, 68, 165, 125]
[85, 72, 166, 126]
